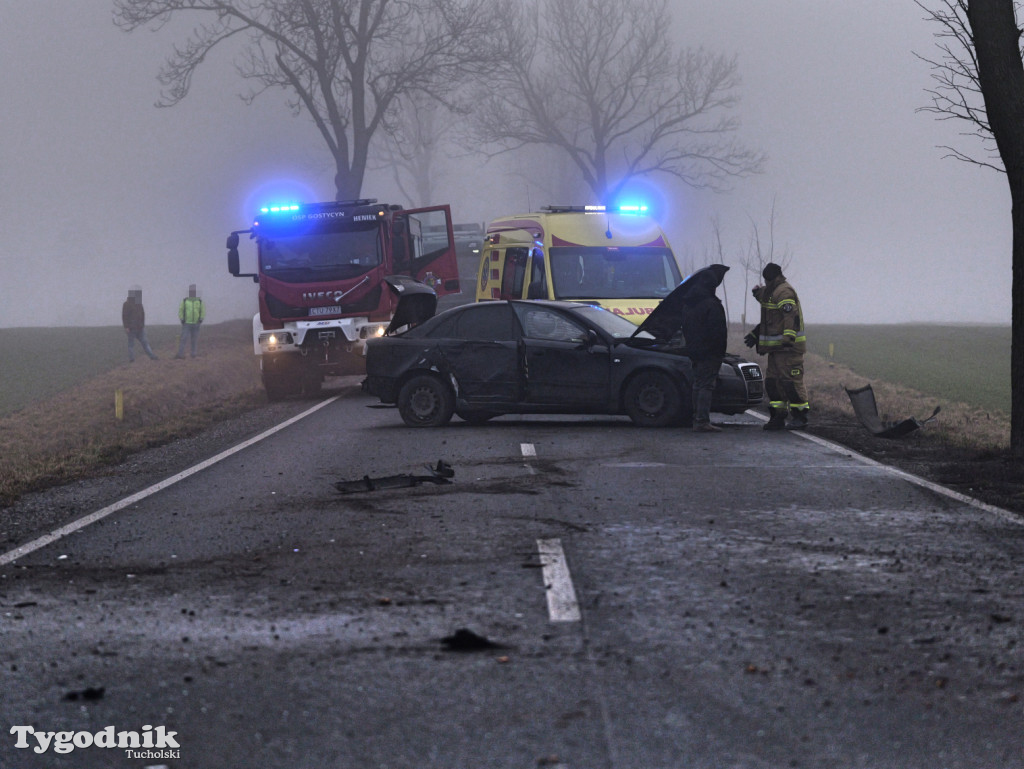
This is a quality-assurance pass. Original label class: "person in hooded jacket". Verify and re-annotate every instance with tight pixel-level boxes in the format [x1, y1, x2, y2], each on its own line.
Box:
[121, 289, 158, 362]
[745, 262, 808, 430]
[679, 268, 729, 433]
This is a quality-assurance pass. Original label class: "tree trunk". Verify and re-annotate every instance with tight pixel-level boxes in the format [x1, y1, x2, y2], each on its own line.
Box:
[967, 0, 1024, 457]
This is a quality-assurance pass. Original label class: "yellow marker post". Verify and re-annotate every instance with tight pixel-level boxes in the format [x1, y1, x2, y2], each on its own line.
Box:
[115, 389, 123, 421]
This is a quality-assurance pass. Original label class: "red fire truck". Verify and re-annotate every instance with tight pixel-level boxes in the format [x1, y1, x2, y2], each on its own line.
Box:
[226, 199, 461, 399]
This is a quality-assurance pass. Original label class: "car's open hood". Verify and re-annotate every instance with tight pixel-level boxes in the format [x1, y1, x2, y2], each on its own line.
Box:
[633, 264, 729, 341]
[384, 275, 438, 334]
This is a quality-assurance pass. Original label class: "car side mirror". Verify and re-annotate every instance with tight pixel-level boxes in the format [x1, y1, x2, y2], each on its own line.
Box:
[580, 328, 600, 350]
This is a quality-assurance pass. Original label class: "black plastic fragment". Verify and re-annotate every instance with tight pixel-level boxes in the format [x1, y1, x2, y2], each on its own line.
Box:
[64, 687, 105, 702]
[440, 628, 503, 652]
[334, 460, 454, 494]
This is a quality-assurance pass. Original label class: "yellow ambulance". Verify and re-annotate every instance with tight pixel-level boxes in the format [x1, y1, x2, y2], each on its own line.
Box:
[474, 205, 681, 324]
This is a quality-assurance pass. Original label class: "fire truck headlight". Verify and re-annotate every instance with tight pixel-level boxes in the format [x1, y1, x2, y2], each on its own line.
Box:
[260, 332, 294, 349]
[359, 324, 388, 339]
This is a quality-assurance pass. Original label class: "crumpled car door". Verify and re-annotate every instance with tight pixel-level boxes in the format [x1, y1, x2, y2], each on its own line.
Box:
[514, 304, 609, 406]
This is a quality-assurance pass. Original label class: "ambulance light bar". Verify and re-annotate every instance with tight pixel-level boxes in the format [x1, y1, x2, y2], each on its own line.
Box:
[542, 204, 649, 214]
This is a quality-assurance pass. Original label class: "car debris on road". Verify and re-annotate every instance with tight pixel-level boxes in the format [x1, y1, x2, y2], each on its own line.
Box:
[334, 460, 454, 493]
[845, 383, 940, 439]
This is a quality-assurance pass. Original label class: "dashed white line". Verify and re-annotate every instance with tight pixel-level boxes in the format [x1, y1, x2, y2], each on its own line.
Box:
[520, 442, 537, 457]
[537, 538, 581, 622]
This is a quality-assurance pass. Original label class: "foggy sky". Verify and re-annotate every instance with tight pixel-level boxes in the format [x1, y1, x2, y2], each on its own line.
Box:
[0, 1, 1011, 327]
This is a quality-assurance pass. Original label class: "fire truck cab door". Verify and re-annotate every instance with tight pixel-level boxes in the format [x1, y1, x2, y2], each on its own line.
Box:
[391, 205, 461, 296]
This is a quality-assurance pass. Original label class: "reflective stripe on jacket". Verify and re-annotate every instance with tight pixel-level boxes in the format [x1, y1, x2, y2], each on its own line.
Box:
[179, 297, 205, 325]
[754, 277, 805, 354]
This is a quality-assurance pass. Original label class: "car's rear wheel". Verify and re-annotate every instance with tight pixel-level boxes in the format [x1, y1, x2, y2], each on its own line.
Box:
[398, 374, 455, 427]
[623, 370, 683, 427]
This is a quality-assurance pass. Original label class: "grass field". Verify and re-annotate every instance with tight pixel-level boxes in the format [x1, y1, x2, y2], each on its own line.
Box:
[0, 320, 263, 504]
[0, 325, 182, 416]
[806, 324, 1010, 416]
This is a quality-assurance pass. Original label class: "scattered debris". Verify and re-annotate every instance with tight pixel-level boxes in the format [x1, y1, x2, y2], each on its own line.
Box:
[845, 384, 940, 439]
[440, 628, 503, 652]
[63, 686, 105, 702]
[335, 460, 454, 494]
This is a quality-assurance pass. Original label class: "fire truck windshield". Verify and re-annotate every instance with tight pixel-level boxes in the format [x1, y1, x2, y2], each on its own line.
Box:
[548, 247, 681, 300]
[259, 224, 381, 283]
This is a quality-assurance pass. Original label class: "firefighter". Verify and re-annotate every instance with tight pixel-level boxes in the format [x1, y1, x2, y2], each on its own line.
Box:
[744, 263, 809, 430]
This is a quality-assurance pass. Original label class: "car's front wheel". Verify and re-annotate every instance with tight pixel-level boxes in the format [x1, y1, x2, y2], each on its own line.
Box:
[623, 370, 683, 427]
[397, 374, 455, 427]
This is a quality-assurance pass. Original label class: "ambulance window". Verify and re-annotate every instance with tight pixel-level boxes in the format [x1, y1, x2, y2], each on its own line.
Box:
[501, 248, 529, 299]
[454, 303, 517, 341]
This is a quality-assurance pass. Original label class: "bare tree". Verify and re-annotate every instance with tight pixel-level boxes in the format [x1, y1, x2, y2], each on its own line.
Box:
[471, 0, 764, 204]
[917, 0, 1024, 457]
[113, 0, 498, 200]
[373, 93, 454, 208]
[733, 199, 792, 328]
[915, 0, 1004, 169]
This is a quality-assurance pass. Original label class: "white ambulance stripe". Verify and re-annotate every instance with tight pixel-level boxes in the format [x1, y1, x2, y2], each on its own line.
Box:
[537, 538, 581, 622]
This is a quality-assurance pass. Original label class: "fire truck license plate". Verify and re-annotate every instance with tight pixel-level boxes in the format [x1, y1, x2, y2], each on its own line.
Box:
[309, 306, 337, 317]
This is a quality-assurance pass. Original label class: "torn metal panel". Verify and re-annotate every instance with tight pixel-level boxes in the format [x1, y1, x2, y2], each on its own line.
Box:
[438, 340, 521, 402]
[845, 384, 940, 439]
[334, 460, 454, 494]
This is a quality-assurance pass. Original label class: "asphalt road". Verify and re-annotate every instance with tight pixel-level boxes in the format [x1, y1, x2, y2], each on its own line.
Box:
[2, 383, 1024, 768]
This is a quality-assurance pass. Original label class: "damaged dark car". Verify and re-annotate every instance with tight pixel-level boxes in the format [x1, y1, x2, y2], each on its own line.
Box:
[363, 272, 763, 427]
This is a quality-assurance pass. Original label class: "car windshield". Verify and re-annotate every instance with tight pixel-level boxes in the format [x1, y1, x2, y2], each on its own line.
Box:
[259, 222, 381, 283]
[548, 246, 681, 300]
[569, 304, 655, 340]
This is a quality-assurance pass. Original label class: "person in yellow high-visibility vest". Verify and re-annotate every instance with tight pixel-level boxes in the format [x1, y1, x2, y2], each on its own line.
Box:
[175, 284, 206, 359]
[744, 263, 809, 430]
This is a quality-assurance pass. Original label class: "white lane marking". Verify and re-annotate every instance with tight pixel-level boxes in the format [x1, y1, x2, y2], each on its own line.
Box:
[745, 409, 1023, 525]
[521, 442, 538, 475]
[0, 396, 342, 567]
[537, 538, 581, 622]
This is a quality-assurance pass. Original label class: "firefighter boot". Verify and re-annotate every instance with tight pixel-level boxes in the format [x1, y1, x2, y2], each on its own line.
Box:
[763, 408, 787, 431]
[786, 409, 809, 431]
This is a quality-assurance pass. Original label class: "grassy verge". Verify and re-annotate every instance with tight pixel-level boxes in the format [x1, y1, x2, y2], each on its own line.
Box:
[734, 327, 1009, 451]
[0, 320, 264, 505]
[0, 325, 183, 416]
[807, 324, 1010, 416]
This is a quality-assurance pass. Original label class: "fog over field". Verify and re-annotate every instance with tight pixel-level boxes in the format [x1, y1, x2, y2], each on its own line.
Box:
[0, 1, 1010, 327]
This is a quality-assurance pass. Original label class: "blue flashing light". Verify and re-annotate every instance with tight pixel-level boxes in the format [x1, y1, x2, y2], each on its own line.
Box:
[259, 204, 301, 214]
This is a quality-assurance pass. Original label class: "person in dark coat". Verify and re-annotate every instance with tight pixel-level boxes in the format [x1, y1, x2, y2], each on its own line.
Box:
[679, 268, 728, 432]
[122, 289, 158, 362]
